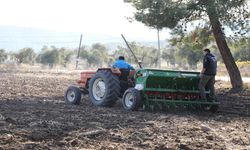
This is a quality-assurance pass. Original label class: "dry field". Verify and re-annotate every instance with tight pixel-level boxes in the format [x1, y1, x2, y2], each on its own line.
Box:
[0, 70, 249, 150]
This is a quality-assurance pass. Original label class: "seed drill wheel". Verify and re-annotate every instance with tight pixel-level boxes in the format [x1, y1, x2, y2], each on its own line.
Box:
[210, 104, 219, 113]
[89, 70, 120, 107]
[122, 88, 142, 111]
[64, 86, 82, 105]
[203, 104, 219, 113]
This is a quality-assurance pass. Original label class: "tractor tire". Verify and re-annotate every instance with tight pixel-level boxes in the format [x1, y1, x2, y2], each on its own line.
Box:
[64, 86, 82, 105]
[88, 70, 120, 107]
[122, 88, 142, 111]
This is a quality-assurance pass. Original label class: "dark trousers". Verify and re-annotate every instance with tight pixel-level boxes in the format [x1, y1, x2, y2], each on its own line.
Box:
[199, 74, 215, 100]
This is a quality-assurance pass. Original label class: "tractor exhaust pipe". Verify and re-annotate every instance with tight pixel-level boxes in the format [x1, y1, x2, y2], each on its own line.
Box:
[121, 34, 142, 68]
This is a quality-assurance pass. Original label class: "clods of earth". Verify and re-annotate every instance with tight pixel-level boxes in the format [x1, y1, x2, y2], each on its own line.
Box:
[0, 70, 249, 150]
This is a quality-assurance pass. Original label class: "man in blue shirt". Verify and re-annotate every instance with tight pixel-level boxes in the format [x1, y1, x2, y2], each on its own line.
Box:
[112, 56, 135, 70]
[112, 56, 135, 95]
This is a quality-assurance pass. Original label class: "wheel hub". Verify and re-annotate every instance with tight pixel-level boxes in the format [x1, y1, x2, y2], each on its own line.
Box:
[125, 93, 134, 108]
[92, 78, 106, 101]
[67, 90, 75, 102]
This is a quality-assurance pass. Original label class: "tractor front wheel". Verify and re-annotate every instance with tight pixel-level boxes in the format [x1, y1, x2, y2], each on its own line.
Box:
[122, 88, 142, 111]
[64, 86, 82, 105]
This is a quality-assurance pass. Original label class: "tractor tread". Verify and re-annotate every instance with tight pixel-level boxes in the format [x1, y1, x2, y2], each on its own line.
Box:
[89, 70, 120, 107]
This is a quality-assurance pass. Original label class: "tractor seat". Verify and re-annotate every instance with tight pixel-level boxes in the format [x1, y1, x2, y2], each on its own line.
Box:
[119, 68, 130, 96]
[119, 68, 130, 81]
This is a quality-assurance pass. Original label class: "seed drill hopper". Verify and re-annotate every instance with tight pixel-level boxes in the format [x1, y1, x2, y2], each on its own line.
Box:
[123, 68, 219, 112]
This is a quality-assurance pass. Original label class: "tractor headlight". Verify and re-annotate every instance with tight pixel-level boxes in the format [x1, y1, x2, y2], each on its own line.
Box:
[135, 84, 144, 91]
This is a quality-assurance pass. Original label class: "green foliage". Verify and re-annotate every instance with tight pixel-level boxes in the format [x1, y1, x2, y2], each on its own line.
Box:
[16, 48, 36, 64]
[91, 43, 109, 67]
[2, 38, 249, 69]
[58, 47, 74, 66]
[169, 28, 214, 68]
[41, 49, 59, 65]
[234, 48, 250, 61]
[0, 49, 7, 63]
[37, 46, 74, 68]
[230, 38, 250, 61]
[125, 0, 249, 79]
[37, 46, 60, 68]
[125, 0, 249, 35]
[161, 48, 176, 66]
[125, 0, 187, 29]
[79, 46, 89, 59]
[79, 43, 110, 67]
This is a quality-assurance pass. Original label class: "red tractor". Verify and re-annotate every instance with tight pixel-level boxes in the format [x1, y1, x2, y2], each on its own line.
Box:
[65, 34, 140, 107]
[64, 68, 136, 107]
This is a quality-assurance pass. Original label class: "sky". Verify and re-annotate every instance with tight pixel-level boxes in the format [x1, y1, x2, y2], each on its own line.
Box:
[0, 0, 171, 41]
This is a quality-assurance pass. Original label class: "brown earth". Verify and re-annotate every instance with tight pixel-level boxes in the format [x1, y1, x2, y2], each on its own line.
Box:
[0, 70, 249, 150]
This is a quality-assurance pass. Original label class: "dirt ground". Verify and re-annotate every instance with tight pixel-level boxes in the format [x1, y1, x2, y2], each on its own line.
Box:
[0, 70, 249, 150]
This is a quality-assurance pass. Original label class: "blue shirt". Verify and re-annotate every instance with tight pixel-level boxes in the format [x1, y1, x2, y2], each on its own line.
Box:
[112, 60, 135, 70]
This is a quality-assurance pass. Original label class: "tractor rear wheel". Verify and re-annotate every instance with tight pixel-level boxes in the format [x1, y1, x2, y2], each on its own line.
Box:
[122, 88, 142, 111]
[89, 70, 120, 107]
[64, 86, 82, 105]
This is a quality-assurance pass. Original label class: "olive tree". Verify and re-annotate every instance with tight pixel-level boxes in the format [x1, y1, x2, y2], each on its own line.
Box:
[125, 0, 250, 90]
[17, 47, 36, 64]
[0, 49, 7, 63]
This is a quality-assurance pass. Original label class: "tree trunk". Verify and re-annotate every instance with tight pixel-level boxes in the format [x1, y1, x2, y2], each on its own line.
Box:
[207, 10, 243, 91]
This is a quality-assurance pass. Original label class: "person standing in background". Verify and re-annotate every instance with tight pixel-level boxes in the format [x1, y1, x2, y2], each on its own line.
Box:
[199, 48, 217, 100]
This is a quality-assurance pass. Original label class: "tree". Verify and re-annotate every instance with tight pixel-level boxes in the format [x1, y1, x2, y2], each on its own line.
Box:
[58, 47, 74, 66]
[125, 0, 249, 90]
[37, 46, 74, 68]
[38, 46, 60, 68]
[0, 49, 7, 63]
[229, 38, 250, 61]
[78, 44, 108, 67]
[16, 47, 36, 64]
[161, 48, 176, 66]
[90, 43, 109, 67]
[169, 28, 213, 69]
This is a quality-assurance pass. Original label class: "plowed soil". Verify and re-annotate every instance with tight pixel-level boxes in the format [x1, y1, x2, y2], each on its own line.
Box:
[0, 70, 249, 150]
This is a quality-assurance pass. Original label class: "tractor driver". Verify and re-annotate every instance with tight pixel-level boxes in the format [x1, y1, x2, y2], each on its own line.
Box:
[112, 56, 135, 71]
[112, 56, 135, 94]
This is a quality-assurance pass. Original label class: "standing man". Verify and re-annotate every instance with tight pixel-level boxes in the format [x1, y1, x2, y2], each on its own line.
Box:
[199, 48, 217, 100]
